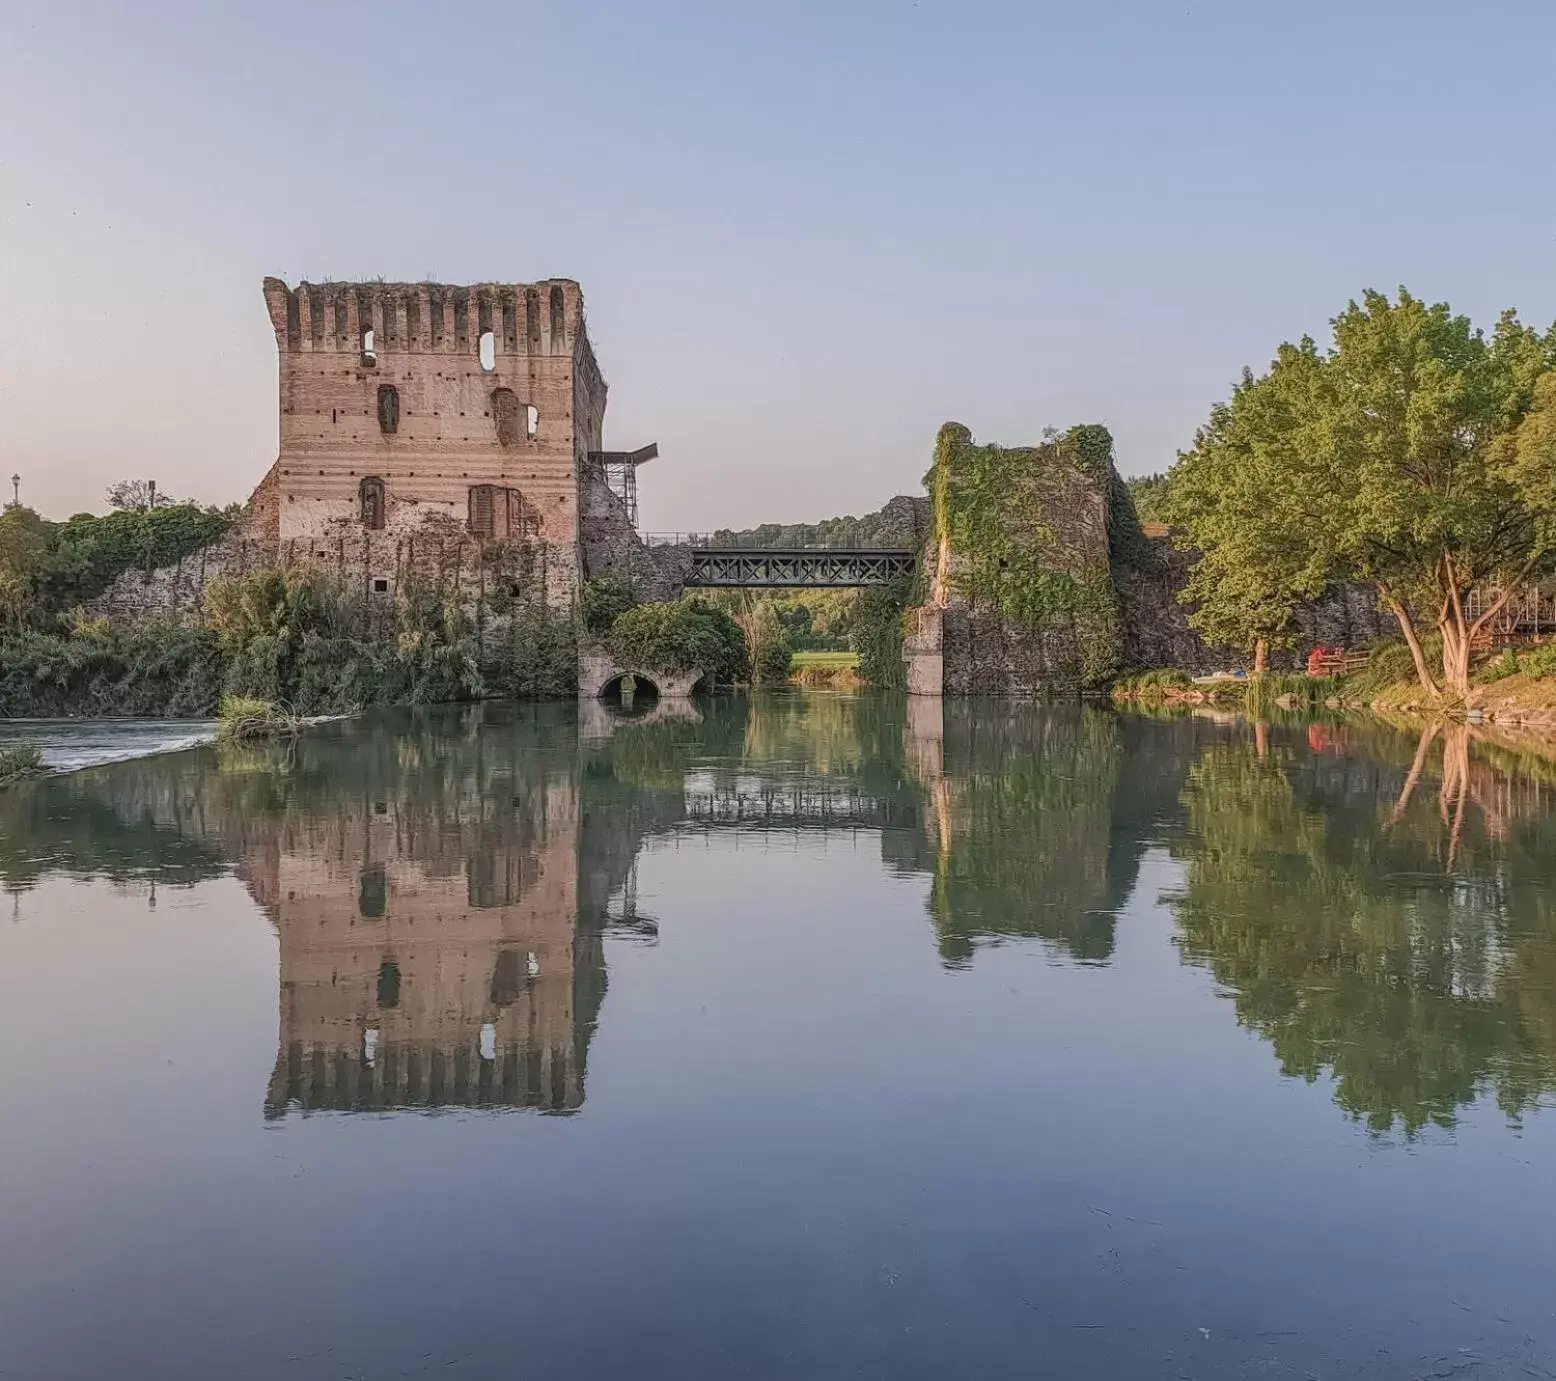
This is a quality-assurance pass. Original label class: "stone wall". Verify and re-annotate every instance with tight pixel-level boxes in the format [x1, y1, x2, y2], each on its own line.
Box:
[578, 464, 693, 600]
[84, 529, 275, 621]
[85, 508, 574, 627]
[1113, 533, 1391, 674]
[908, 424, 1122, 696]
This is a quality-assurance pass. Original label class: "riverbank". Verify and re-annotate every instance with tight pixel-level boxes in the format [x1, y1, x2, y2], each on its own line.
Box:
[789, 650, 861, 689]
[1367, 672, 1556, 732]
[1115, 644, 1556, 736]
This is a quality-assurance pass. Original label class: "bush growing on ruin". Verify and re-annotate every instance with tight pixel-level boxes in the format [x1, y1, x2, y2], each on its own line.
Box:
[849, 579, 912, 690]
[927, 422, 1126, 688]
[0, 502, 230, 629]
[607, 598, 748, 684]
[483, 609, 577, 699]
[580, 578, 638, 636]
[51, 504, 230, 608]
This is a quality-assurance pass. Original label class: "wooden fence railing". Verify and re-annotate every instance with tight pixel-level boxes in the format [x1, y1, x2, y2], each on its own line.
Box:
[1306, 649, 1372, 677]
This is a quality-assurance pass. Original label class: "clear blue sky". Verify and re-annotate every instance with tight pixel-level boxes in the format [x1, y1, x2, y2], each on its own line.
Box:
[2, 1, 1553, 529]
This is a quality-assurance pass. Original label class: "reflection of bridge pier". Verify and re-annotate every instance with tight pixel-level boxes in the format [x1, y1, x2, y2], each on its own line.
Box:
[578, 693, 703, 743]
[904, 693, 944, 783]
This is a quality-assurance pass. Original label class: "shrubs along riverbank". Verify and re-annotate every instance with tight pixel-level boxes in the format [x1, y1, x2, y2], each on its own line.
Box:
[0, 744, 44, 788]
[0, 571, 801, 720]
[1114, 632, 1556, 731]
[0, 568, 577, 719]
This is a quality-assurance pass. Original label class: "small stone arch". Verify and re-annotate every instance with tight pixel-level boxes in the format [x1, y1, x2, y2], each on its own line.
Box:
[598, 672, 661, 708]
[579, 645, 705, 701]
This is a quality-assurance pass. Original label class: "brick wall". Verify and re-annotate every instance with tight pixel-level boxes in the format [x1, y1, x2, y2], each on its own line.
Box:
[257, 277, 597, 611]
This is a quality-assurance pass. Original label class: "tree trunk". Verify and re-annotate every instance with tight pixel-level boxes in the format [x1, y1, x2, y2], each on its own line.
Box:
[1379, 585, 1440, 699]
[1391, 722, 1441, 823]
[1252, 638, 1268, 675]
[1437, 552, 1473, 702]
[1439, 622, 1473, 702]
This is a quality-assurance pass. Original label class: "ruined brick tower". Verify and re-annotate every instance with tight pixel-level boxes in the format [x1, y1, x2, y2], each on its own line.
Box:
[251, 277, 606, 607]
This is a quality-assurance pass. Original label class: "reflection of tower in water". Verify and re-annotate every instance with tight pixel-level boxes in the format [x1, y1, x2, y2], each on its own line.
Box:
[255, 781, 601, 1117]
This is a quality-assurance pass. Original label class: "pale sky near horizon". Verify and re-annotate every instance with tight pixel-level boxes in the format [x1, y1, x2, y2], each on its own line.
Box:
[2, 1, 1554, 530]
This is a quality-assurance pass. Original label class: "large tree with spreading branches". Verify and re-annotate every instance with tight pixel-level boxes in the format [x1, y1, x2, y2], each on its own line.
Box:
[1170, 289, 1556, 699]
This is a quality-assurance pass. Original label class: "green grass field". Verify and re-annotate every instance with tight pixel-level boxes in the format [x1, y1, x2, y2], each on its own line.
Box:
[790, 650, 860, 669]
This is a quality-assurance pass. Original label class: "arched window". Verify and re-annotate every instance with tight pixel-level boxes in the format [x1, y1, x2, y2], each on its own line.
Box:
[359, 475, 385, 530]
[360, 328, 375, 367]
[478, 329, 496, 372]
[491, 388, 523, 446]
[376, 384, 399, 435]
[377, 960, 400, 1009]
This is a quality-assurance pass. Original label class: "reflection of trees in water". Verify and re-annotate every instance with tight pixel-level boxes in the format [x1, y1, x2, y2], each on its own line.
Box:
[11, 695, 1556, 1134]
[917, 704, 1206, 967]
[0, 776, 229, 891]
[1167, 723, 1556, 1134]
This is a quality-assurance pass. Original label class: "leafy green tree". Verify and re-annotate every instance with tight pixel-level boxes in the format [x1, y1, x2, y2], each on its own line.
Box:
[1171, 289, 1556, 698]
[1167, 351, 1334, 671]
[746, 601, 793, 684]
[1318, 293, 1556, 697]
[0, 506, 58, 628]
[105, 479, 173, 511]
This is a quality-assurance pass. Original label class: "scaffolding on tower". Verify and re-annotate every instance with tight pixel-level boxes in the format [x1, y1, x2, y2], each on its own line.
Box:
[588, 444, 659, 529]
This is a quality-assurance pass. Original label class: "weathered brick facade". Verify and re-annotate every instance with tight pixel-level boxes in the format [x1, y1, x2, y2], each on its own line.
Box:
[254, 276, 607, 609]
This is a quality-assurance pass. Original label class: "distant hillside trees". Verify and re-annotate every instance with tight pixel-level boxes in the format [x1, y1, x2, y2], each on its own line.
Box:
[1124, 473, 1172, 526]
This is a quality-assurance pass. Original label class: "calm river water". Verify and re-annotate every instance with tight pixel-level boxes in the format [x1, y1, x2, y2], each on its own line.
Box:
[1, 695, 1555, 1379]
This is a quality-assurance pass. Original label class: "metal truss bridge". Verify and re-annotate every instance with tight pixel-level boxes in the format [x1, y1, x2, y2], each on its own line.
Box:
[679, 787, 912, 831]
[682, 548, 916, 589]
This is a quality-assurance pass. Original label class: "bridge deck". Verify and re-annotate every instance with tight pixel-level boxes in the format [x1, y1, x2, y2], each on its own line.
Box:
[683, 548, 915, 588]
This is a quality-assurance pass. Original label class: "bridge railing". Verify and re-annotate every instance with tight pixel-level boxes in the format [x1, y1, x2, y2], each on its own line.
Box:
[640, 532, 716, 547]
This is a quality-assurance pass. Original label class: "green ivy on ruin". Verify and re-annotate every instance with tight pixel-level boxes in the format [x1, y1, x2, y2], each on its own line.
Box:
[604, 598, 749, 685]
[928, 422, 1125, 688]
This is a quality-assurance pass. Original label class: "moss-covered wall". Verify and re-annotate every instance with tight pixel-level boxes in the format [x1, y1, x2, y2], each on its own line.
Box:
[922, 422, 1126, 694]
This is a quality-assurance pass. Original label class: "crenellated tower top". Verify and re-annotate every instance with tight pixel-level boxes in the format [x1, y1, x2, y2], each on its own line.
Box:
[260, 277, 586, 360]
